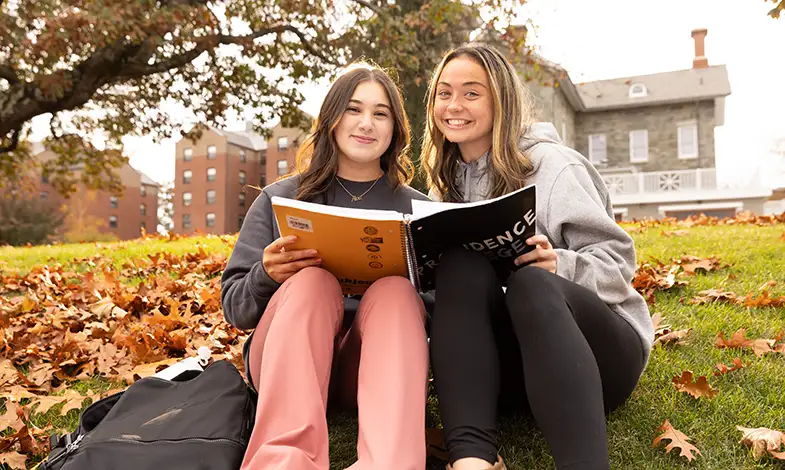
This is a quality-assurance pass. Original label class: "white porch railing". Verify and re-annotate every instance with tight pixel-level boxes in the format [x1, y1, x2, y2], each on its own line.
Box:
[602, 168, 717, 196]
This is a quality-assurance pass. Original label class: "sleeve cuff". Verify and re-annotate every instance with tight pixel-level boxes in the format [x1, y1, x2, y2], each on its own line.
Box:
[555, 248, 575, 281]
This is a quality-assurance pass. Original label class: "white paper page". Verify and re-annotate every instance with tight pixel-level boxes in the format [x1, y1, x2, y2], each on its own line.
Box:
[271, 196, 404, 221]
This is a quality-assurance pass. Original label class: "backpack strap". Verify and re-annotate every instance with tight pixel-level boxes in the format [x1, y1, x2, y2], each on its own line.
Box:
[48, 429, 80, 452]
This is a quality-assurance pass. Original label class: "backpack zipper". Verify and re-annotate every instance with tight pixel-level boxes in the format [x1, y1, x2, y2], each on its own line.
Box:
[105, 437, 244, 446]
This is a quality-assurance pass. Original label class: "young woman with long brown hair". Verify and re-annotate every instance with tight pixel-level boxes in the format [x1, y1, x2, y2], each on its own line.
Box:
[221, 63, 430, 470]
[421, 43, 654, 470]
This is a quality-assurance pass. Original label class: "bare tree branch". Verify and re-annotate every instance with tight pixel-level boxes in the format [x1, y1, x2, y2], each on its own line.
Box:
[351, 0, 385, 16]
[0, 64, 19, 85]
[218, 25, 337, 64]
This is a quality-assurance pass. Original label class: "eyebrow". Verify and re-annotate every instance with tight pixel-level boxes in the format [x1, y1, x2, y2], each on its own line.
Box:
[349, 99, 391, 110]
[437, 81, 488, 89]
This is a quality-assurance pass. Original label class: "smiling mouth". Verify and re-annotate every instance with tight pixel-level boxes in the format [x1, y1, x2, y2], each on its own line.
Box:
[352, 135, 376, 144]
[444, 119, 472, 129]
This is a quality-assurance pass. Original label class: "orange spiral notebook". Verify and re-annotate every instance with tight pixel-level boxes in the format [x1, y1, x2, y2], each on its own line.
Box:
[271, 184, 536, 295]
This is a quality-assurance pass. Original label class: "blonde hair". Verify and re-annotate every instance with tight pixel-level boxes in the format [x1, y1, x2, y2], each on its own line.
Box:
[294, 62, 414, 202]
[421, 43, 536, 202]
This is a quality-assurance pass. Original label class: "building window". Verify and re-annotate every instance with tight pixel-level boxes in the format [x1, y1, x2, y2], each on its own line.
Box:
[278, 137, 288, 150]
[629, 129, 649, 163]
[140, 221, 146, 230]
[260, 149, 267, 162]
[109, 215, 118, 228]
[183, 148, 192, 161]
[239, 150, 246, 163]
[206, 213, 216, 227]
[259, 174, 267, 187]
[277, 160, 288, 176]
[239, 170, 246, 185]
[183, 170, 192, 184]
[40, 192, 48, 200]
[588, 134, 607, 164]
[110, 196, 118, 208]
[678, 122, 699, 159]
[207, 167, 216, 182]
[183, 192, 192, 206]
[207, 145, 217, 159]
[140, 185, 147, 197]
[140, 203, 146, 216]
[238, 215, 245, 231]
[182, 214, 191, 228]
[41, 174, 49, 184]
[238, 193, 246, 207]
[628, 83, 648, 98]
[206, 189, 216, 205]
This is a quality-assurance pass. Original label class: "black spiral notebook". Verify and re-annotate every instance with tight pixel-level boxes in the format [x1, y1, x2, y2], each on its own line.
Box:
[271, 184, 536, 294]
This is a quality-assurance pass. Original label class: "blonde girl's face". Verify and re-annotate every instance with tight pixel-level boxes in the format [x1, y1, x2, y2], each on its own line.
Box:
[433, 57, 494, 155]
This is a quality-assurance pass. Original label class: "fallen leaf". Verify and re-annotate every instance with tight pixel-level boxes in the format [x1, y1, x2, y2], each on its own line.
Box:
[780, 231, 785, 241]
[714, 358, 747, 376]
[759, 280, 777, 291]
[672, 370, 718, 399]
[654, 328, 691, 347]
[716, 329, 775, 357]
[0, 451, 27, 469]
[0, 402, 26, 432]
[652, 419, 701, 461]
[691, 288, 738, 305]
[736, 426, 785, 460]
[661, 230, 689, 237]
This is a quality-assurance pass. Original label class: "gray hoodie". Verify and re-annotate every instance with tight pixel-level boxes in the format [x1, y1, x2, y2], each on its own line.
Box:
[433, 122, 654, 366]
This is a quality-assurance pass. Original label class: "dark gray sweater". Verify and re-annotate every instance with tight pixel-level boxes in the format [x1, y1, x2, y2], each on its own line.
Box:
[221, 174, 429, 333]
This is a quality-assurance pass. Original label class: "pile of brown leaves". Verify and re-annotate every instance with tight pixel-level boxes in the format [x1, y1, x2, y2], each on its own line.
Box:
[632, 255, 727, 303]
[0, 239, 248, 467]
[623, 210, 785, 232]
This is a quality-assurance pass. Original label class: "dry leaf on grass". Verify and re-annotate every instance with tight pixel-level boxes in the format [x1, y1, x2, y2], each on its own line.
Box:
[672, 371, 718, 399]
[690, 288, 738, 305]
[652, 419, 701, 461]
[780, 231, 785, 241]
[714, 358, 747, 376]
[0, 451, 27, 469]
[676, 255, 726, 275]
[661, 230, 689, 237]
[0, 402, 26, 432]
[736, 426, 785, 460]
[653, 328, 691, 347]
[716, 329, 775, 357]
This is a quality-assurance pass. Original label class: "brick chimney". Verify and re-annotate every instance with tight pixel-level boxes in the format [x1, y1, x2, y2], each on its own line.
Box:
[691, 28, 708, 69]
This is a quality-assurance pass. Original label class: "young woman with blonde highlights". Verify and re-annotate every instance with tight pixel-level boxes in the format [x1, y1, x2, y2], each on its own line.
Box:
[421, 44, 654, 470]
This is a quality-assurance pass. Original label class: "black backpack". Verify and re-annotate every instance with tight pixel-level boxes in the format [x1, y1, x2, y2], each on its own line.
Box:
[38, 360, 256, 470]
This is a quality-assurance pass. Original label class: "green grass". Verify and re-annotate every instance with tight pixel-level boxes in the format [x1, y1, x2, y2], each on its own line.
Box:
[2, 224, 785, 469]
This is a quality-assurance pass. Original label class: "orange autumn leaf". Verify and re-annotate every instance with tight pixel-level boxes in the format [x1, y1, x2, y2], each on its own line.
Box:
[716, 329, 776, 357]
[652, 419, 701, 461]
[736, 426, 785, 460]
[780, 231, 785, 241]
[672, 370, 718, 399]
[676, 255, 725, 275]
[714, 358, 747, 376]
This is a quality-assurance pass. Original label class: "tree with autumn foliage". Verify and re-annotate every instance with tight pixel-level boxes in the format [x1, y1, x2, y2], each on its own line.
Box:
[0, 0, 532, 196]
[766, 0, 785, 18]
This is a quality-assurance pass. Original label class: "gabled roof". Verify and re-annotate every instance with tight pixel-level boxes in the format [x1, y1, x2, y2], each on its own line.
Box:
[139, 171, 160, 187]
[576, 65, 731, 111]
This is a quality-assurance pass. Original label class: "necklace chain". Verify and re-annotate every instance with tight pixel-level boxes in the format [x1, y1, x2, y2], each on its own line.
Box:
[336, 174, 382, 202]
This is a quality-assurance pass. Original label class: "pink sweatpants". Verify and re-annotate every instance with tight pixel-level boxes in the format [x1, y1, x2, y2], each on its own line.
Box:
[240, 267, 428, 470]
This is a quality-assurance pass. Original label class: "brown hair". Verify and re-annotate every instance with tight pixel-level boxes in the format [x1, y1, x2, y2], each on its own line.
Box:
[295, 63, 414, 202]
[421, 43, 536, 202]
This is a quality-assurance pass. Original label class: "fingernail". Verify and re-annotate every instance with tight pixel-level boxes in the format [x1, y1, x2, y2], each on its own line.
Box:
[287, 235, 297, 241]
[308, 249, 318, 255]
[315, 258, 322, 264]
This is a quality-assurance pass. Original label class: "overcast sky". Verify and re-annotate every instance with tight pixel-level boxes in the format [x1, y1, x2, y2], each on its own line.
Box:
[28, 0, 785, 190]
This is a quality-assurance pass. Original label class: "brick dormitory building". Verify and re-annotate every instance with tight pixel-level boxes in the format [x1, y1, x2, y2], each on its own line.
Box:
[0, 142, 160, 242]
[172, 121, 307, 235]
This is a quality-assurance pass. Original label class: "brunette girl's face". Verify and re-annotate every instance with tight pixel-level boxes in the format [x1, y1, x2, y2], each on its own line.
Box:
[433, 57, 494, 151]
[333, 80, 394, 169]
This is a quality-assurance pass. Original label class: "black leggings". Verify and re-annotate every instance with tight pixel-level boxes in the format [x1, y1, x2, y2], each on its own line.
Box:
[429, 248, 645, 470]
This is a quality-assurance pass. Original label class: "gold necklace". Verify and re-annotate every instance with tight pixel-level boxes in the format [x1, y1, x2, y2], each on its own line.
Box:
[336, 174, 383, 201]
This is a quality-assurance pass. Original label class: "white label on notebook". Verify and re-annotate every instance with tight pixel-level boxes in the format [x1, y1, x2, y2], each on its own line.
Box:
[286, 215, 313, 232]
